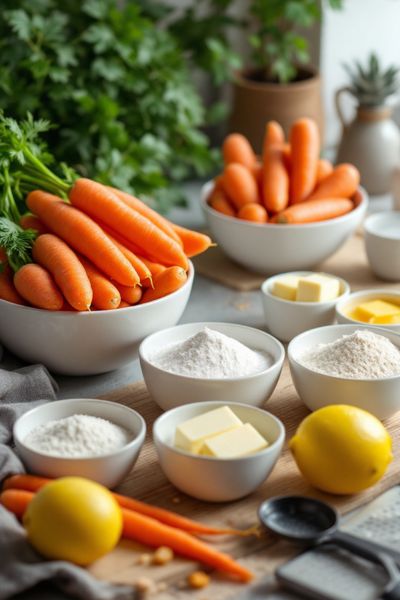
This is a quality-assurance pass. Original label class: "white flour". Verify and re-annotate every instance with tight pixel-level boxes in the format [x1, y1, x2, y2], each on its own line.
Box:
[299, 329, 400, 379]
[150, 327, 272, 378]
[24, 414, 131, 457]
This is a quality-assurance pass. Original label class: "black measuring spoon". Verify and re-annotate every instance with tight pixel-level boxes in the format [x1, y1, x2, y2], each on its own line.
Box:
[259, 495, 400, 599]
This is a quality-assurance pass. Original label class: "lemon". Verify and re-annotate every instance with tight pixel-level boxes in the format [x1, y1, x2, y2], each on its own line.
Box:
[23, 477, 122, 565]
[289, 405, 393, 495]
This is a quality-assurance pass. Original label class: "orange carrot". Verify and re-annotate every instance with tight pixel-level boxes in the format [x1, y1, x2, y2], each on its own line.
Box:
[108, 187, 182, 246]
[14, 264, 64, 310]
[278, 198, 354, 224]
[101, 227, 153, 285]
[289, 118, 320, 204]
[0, 489, 34, 518]
[0, 266, 25, 305]
[315, 159, 334, 186]
[307, 163, 360, 201]
[209, 189, 236, 217]
[222, 133, 257, 170]
[222, 163, 259, 209]
[113, 283, 142, 305]
[27, 191, 138, 287]
[117, 300, 131, 308]
[79, 256, 121, 310]
[138, 257, 166, 278]
[281, 143, 291, 172]
[262, 121, 285, 159]
[32, 234, 92, 311]
[69, 179, 188, 270]
[238, 203, 268, 223]
[140, 266, 187, 303]
[262, 145, 289, 213]
[171, 224, 214, 258]
[19, 214, 49, 235]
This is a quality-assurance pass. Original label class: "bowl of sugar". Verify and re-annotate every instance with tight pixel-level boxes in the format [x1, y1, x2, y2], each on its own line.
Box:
[139, 322, 285, 410]
[14, 399, 146, 488]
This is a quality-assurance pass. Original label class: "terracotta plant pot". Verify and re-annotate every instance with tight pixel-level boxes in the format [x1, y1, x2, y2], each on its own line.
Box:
[230, 67, 324, 153]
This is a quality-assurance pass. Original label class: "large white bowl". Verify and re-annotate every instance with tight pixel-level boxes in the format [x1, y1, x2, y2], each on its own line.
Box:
[201, 183, 367, 274]
[139, 322, 285, 411]
[153, 401, 285, 501]
[0, 263, 194, 375]
[288, 324, 400, 420]
[14, 398, 146, 488]
[336, 289, 400, 333]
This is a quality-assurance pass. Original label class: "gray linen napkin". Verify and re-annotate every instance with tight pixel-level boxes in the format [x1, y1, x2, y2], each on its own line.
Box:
[0, 364, 136, 600]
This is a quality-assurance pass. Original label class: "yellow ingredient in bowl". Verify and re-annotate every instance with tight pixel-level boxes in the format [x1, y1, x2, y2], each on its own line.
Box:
[296, 274, 340, 302]
[348, 299, 400, 323]
[272, 275, 301, 301]
[175, 406, 242, 453]
[199, 423, 268, 458]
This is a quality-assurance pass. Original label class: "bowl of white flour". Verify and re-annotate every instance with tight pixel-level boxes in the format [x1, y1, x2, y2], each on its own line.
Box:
[139, 322, 285, 411]
[14, 398, 146, 488]
[288, 324, 400, 420]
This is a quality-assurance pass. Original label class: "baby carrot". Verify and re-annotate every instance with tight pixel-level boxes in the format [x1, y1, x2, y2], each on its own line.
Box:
[307, 163, 360, 201]
[315, 159, 334, 186]
[222, 163, 259, 209]
[140, 266, 187, 303]
[32, 234, 92, 311]
[69, 179, 188, 270]
[237, 203, 268, 223]
[19, 214, 49, 235]
[209, 189, 236, 217]
[171, 224, 214, 258]
[79, 256, 121, 310]
[262, 121, 285, 158]
[262, 145, 289, 213]
[222, 133, 257, 170]
[277, 198, 354, 224]
[113, 283, 142, 305]
[27, 191, 138, 287]
[289, 118, 320, 204]
[14, 264, 64, 310]
[0, 266, 25, 305]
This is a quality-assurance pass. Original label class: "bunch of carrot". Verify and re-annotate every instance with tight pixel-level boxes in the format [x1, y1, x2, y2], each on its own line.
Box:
[0, 179, 213, 311]
[209, 117, 360, 225]
[1, 474, 254, 582]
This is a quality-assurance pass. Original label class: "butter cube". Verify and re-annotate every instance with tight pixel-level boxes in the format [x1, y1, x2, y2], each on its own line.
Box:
[272, 275, 301, 301]
[199, 423, 268, 458]
[296, 274, 340, 302]
[371, 314, 400, 325]
[174, 406, 242, 454]
[354, 300, 400, 323]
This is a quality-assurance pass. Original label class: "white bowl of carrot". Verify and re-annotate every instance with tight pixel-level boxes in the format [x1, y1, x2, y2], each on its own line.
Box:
[201, 118, 368, 274]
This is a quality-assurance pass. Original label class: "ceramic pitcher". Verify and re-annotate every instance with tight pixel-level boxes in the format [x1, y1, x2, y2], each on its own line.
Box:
[335, 87, 400, 195]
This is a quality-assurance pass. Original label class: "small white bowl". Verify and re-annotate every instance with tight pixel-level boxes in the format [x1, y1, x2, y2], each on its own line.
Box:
[201, 182, 367, 274]
[288, 324, 400, 420]
[364, 212, 400, 281]
[261, 272, 350, 342]
[336, 289, 400, 332]
[14, 399, 146, 488]
[139, 322, 285, 411]
[153, 401, 285, 502]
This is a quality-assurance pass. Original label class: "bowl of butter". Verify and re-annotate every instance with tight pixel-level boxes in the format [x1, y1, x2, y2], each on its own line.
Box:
[261, 271, 350, 342]
[336, 289, 400, 332]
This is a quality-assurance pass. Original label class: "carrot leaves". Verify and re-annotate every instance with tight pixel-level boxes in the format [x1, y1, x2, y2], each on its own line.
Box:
[0, 217, 36, 272]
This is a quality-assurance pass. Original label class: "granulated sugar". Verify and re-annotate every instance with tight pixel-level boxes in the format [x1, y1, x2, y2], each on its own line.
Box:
[150, 327, 272, 378]
[299, 329, 400, 379]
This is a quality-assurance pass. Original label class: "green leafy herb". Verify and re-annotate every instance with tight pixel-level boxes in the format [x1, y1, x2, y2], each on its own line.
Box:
[0, 217, 36, 272]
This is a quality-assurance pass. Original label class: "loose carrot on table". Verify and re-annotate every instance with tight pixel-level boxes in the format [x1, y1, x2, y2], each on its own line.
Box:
[140, 266, 187, 304]
[222, 133, 257, 170]
[113, 283, 142, 305]
[237, 203, 268, 223]
[32, 234, 92, 311]
[222, 163, 259, 209]
[69, 179, 188, 270]
[0, 489, 33, 519]
[79, 256, 121, 310]
[277, 198, 354, 224]
[27, 191, 138, 287]
[307, 163, 360, 201]
[171, 224, 214, 258]
[315, 159, 334, 186]
[0, 265, 25, 305]
[19, 214, 49, 235]
[14, 264, 64, 310]
[262, 144, 289, 213]
[289, 118, 320, 204]
[209, 190, 236, 217]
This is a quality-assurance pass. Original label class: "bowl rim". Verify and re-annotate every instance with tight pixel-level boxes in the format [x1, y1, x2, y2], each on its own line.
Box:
[0, 261, 194, 316]
[153, 400, 285, 463]
[261, 271, 350, 307]
[288, 323, 400, 382]
[364, 211, 400, 240]
[139, 321, 285, 383]
[336, 288, 400, 324]
[13, 398, 146, 461]
[201, 181, 368, 230]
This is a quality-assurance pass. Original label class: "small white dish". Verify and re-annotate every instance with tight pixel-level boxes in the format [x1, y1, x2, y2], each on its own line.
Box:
[139, 322, 285, 411]
[153, 401, 285, 502]
[261, 272, 350, 342]
[14, 399, 146, 488]
[364, 212, 400, 281]
[336, 289, 400, 332]
[288, 324, 400, 420]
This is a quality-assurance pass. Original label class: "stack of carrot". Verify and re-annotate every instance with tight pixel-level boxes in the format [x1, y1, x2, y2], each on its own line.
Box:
[209, 117, 361, 224]
[0, 179, 213, 311]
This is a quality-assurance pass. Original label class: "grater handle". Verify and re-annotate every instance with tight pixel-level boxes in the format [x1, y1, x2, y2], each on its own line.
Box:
[332, 530, 394, 566]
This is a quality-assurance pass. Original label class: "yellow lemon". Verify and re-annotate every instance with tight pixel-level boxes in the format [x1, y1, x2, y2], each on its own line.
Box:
[289, 405, 393, 495]
[23, 477, 122, 565]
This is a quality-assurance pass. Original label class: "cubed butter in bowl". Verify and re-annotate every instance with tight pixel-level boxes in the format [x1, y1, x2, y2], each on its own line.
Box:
[336, 289, 400, 332]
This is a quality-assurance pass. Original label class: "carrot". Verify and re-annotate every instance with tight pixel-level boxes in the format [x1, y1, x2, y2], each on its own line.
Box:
[79, 256, 121, 310]
[27, 191, 138, 287]
[108, 187, 182, 246]
[0, 265, 25, 305]
[140, 266, 187, 303]
[277, 198, 354, 224]
[281, 143, 291, 172]
[222, 163, 259, 209]
[289, 118, 320, 204]
[222, 133, 257, 170]
[238, 203, 268, 223]
[19, 214, 49, 235]
[32, 234, 92, 311]
[262, 144, 289, 213]
[0, 489, 33, 519]
[117, 301, 131, 308]
[307, 163, 360, 201]
[138, 257, 166, 279]
[14, 264, 64, 310]
[101, 227, 153, 285]
[171, 224, 214, 258]
[262, 121, 285, 159]
[315, 159, 334, 186]
[113, 283, 142, 305]
[69, 180, 188, 270]
[209, 190, 236, 217]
